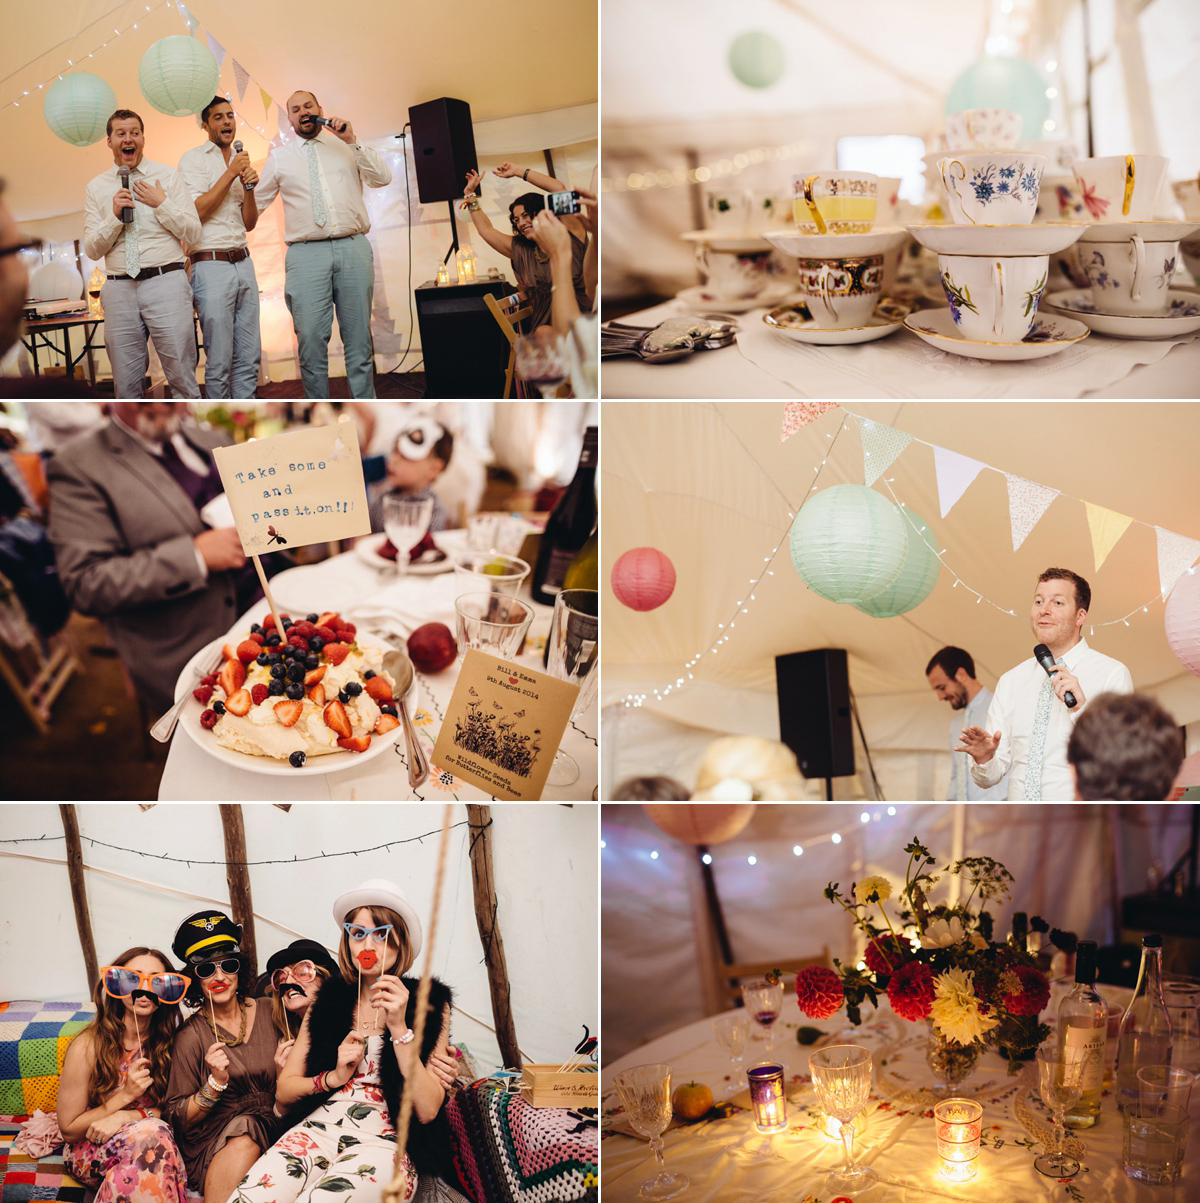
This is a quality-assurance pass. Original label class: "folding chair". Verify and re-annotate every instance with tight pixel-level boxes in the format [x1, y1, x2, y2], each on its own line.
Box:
[483, 291, 532, 399]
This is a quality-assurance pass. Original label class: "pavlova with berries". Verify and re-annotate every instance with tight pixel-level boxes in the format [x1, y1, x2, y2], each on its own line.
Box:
[191, 610, 402, 768]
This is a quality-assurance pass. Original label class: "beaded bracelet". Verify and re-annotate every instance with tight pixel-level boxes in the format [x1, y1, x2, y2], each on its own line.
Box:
[312, 1071, 326, 1094]
[207, 1075, 228, 1092]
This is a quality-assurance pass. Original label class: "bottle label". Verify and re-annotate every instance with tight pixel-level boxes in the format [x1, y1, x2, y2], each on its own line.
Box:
[541, 546, 577, 595]
[1064, 1026, 1105, 1093]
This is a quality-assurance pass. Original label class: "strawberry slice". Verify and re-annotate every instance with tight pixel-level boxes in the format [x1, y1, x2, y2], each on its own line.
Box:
[217, 659, 246, 697]
[336, 734, 371, 752]
[225, 688, 252, 717]
[222, 641, 240, 662]
[304, 665, 327, 685]
[251, 683, 270, 706]
[323, 642, 351, 666]
[307, 683, 326, 706]
[262, 614, 277, 630]
[364, 676, 393, 703]
[237, 639, 262, 664]
[375, 713, 400, 735]
[274, 699, 303, 727]
[323, 699, 352, 738]
[316, 611, 340, 630]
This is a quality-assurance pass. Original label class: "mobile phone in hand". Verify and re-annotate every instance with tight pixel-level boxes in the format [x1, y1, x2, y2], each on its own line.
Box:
[547, 190, 581, 216]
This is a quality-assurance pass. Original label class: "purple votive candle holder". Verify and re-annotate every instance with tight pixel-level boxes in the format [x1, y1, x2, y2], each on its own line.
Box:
[747, 1063, 787, 1134]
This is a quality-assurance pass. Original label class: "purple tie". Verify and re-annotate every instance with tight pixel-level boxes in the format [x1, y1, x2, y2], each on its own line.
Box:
[158, 438, 223, 513]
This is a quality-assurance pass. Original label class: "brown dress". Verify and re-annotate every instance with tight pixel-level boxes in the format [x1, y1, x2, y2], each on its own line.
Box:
[510, 231, 590, 331]
[164, 1000, 283, 1192]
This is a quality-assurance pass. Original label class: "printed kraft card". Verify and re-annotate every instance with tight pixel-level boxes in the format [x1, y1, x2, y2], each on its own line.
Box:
[432, 649, 580, 801]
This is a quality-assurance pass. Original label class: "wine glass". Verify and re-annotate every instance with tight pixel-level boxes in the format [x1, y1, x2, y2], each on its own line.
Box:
[515, 331, 570, 397]
[741, 979, 783, 1057]
[544, 588, 598, 786]
[1035, 1045, 1083, 1178]
[712, 1014, 749, 1093]
[808, 1044, 877, 1194]
[382, 495, 434, 577]
[612, 1063, 689, 1201]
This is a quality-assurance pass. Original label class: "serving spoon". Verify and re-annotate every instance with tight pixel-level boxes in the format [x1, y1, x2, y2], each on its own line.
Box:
[382, 649, 429, 790]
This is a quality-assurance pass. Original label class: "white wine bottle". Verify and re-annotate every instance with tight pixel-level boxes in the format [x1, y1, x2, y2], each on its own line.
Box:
[1058, 939, 1107, 1129]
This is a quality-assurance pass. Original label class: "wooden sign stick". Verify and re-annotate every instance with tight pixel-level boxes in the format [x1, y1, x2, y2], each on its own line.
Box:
[252, 555, 286, 635]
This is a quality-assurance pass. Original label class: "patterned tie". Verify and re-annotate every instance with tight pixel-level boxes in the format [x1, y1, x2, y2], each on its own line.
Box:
[125, 183, 141, 278]
[1023, 656, 1064, 800]
[306, 140, 328, 228]
[954, 748, 969, 801]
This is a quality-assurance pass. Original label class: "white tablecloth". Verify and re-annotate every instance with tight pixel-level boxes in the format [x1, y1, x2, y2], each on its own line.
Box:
[602, 989, 1194, 1202]
[158, 531, 597, 800]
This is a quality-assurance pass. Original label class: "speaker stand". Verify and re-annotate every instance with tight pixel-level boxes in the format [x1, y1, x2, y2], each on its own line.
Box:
[824, 776, 833, 801]
[443, 199, 460, 267]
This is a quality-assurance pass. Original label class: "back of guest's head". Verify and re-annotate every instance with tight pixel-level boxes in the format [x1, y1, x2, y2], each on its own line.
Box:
[611, 775, 690, 801]
[692, 736, 805, 800]
[1068, 692, 1184, 800]
[925, 646, 975, 680]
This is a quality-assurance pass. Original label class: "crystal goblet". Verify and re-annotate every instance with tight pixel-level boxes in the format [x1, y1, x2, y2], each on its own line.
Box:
[809, 1044, 878, 1194]
[612, 1063, 689, 1200]
[1035, 1045, 1083, 1178]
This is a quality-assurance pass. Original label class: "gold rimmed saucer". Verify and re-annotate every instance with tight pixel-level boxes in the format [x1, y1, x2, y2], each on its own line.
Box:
[903, 309, 1090, 361]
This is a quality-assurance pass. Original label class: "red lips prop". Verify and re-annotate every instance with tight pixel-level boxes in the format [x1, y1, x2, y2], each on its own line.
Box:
[356, 949, 378, 969]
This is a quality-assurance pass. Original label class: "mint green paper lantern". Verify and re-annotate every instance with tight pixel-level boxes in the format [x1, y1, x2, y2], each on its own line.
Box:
[852, 507, 941, 617]
[138, 36, 219, 117]
[728, 31, 786, 89]
[946, 56, 1050, 142]
[43, 72, 117, 147]
[790, 484, 908, 604]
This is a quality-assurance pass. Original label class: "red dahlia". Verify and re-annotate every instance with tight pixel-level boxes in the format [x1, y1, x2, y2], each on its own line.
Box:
[794, 965, 844, 1020]
[886, 960, 936, 1022]
[864, 935, 909, 975]
[998, 964, 1050, 1017]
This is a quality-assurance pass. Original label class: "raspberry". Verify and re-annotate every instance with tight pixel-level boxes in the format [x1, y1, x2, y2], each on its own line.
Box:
[339, 623, 357, 640]
[251, 683, 270, 705]
[248, 632, 266, 645]
[263, 614, 277, 630]
[193, 684, 214, 704]
[288, 634, 310, 652]
[315, 626, 337, 643]
[201, 673, 217, 686]
[200, 709, 218, 729]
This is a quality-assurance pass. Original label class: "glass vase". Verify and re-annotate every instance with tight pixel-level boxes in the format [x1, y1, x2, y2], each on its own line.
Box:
[925, 1019, 982, 1096]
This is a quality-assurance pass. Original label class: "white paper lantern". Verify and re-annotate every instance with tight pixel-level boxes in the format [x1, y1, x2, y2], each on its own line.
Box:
[853, 507, 941, 618]
[43, 72, 117, 147]
[138, 36, 219, 117]
[1165, 566, 1200, 678]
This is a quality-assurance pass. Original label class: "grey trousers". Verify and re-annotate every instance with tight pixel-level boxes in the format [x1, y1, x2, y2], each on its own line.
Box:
[100, 269, 201, 398]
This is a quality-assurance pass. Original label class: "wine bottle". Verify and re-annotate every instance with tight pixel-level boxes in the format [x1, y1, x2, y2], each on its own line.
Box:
[531, 426, 597, 607]
[1009, 912, 1028, 949]
[563, 530, 599, 592]
[1058, 940, 1107, 1129]
[1114, 934, 1173, 1113]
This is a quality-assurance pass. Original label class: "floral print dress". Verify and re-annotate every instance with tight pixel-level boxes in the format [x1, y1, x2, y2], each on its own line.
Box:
[64, 1046, 189, 1203]
[231, 1033, 418, 1203]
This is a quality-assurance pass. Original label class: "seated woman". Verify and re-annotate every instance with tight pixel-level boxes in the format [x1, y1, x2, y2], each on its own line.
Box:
[230, 879, 458, 1203]
[461, 161, 592, 335]
[262, 939, 338, 1077]
[164, 911, 284, 1203]
[58, 947, 189, 1203]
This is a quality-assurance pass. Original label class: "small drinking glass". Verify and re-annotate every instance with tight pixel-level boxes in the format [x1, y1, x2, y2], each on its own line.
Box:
[808, 1044, 877, 1193]
[467, 511, 503, 553]
[741, 979, 783, 1057]
[454, 593, 533, 662]
[452, 552, 531, 596]
[934, 1098, 983, 1183]
[545, 588, 598, 787]
[1138, 1065, 1195, 1113]
[712, 1014, 748, 1088]
[515, 331, 570, 397]
[382, 494, 434, 577]
[1163, 981, 1200, 1074]
[1123, 1101, 1190, 1184]
[612, 1063, 689, 1201]
[1035, 1045, 1083, 1178]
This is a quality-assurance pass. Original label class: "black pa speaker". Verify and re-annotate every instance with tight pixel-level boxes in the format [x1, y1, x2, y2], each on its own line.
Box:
[775, 648, 855, 779]
[408, 97, 478, 205]
[414, 279, 511, 398]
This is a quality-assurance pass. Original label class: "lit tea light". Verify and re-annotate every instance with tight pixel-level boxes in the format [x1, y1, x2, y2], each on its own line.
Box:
[934, 1098, 983, 1182]
[747, 1063, 788, 1134]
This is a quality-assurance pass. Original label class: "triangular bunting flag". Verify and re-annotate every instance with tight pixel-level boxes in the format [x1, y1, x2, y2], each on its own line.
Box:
[1084, 502, 1134, 572]
[1005, 474, 1059, 551]
[176, 1, 198, 34]
[780, 402, 839, 443]
[1156, 526, 1200, 600]
[232, 59, 251, 101]
[206, 33, 226, 70]
[860, 419, 912, 487]
[277, 104, 291, 143]
[932, 445, 986, 519]
[260, 85, 273, 120]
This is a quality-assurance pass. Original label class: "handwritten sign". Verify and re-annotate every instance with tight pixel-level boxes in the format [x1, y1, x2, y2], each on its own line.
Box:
[212, 420, 371, 555]
[432, 649, 579, 801]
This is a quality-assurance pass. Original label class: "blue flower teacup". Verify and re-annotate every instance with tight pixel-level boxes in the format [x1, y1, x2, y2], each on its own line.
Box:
[937, 253, 1050, 342]
[1081, 235, 1179, 314]
[938, 153, 1047, 225]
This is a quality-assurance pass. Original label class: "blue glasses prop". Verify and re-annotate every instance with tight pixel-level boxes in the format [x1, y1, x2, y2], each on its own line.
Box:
[102, 966, 190, 1004]
[343, 923, 393, 943]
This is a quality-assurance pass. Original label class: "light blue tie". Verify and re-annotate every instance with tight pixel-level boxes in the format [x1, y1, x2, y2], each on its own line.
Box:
[1023, 656, 1063, 800]
[125, 183, 140, 277]
[306, 140, 328, 228]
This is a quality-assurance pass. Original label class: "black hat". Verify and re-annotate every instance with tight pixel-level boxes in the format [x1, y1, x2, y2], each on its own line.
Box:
[172, 910, 242, 965]
[265, 939, 338, 978]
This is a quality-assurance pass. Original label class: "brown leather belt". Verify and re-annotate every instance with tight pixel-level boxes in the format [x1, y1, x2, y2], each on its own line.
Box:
[189, 248, 250, 265]
[107, 262, 186, 281]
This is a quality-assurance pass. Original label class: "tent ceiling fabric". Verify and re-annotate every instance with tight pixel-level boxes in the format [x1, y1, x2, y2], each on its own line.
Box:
[602, 402, 1200, 753]
[4, 0, 598, 223]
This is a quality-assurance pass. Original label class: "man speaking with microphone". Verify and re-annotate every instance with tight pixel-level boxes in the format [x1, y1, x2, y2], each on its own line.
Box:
[957, 568, 1133, 800]
[178, 96, 261, 398]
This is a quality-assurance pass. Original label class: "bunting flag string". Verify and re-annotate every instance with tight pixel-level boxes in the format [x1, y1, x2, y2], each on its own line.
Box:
[1085, 503, 1134, 572]
[205, 33, 226, 70]
[1155, 528, 1200, 601]
[176, 1, 198, 35]
[932, 446, 986, 519]
[1005, 474, 1061, 551]
[232, 58, 251, 101]
[780, 402, 839, 443]
[861, 420, 913, 487]
[259, 84, 273, 120]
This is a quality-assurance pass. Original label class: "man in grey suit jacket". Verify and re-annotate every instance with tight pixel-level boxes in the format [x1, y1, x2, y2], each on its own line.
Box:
[47, 403, 248, 714]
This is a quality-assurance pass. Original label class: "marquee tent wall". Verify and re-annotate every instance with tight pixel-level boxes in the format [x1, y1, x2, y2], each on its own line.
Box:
[601, 402, 1200, 800]
[1, 0, 597, 385]
[0, 803, 598, 1073]
[600, 802, 1194, 1065]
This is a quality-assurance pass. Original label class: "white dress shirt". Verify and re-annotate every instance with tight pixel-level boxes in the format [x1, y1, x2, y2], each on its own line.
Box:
[971, 638, 1134, 801]
[254, 131, 391, 244]
[83, 159, 201, 272]
[947, 686, 1009, 801]
[177, 141, 250, 251]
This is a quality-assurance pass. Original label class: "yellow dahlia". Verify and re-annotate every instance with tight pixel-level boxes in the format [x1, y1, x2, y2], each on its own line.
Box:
[855, 875, 893, 905]
[929, 967, 1000, 1045]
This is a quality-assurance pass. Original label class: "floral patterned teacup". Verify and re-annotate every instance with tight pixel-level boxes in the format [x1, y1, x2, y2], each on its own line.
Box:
[945, 108, 1023, 152]
[1035, 176, 1087, 222]
[1070, 155, 1169, 222]
[796, 254, 884, 327]
[939, 154, 1046, 225]
[1081, 236, 1179, 314]
[792, 172, 877, 234]
[937, 253, 1049, 342]
[695, 244, 774, 299]
[705, 189, 749, 232]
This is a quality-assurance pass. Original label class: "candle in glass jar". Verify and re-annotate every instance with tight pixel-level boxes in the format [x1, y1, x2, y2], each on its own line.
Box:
[746, 1063, 787, 1134]
[934, 1098, 983, 1182]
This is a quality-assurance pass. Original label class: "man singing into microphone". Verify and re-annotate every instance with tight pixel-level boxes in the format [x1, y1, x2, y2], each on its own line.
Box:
[178, 96, 261, 398]
[957, 568, 1133, 800]
[82, 109, 201, 398]
[254, 91, 391, 398]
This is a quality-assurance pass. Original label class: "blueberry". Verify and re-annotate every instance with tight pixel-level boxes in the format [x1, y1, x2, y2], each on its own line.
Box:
[266, 653, 282, 666]
[213, 699, 226, 715]
[250, 623, 263, 634]
[287, 662, 306, 683]
[289, 750, 307, 768]
[306, 613, 319, 623]
[256, 652, 270, 666]
[338, 689, 349, 704]
[270, 663, 286, 679]
[282, 645, 297, 658]
[309, 636, 324, 653]
[268, 678, 286, 696]
[265, 633, 282, 646]
[379, 703, 397, 717]
[363, 669, 376, 679]
[345, 681, 362, 697]
[285, 682, 305, 700]
[305, 654, 320, 670]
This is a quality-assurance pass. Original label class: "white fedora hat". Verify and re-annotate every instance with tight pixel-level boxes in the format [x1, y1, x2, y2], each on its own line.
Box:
[333, 878, 423, 959]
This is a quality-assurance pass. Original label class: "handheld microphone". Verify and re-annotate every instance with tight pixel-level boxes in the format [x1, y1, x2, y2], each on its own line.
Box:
[233, 140, 255, 191]
[1034, 643, 1076, 708]
[305, 115, 333, 127]
[118, 167, 134, 224]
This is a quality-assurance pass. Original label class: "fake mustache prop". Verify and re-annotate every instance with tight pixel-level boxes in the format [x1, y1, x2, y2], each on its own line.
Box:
[279, 983, 307, 999]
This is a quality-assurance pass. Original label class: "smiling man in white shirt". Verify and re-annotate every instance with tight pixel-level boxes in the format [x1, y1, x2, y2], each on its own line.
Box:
[178, 96, 261, 399]
[83, 109, 202, 398]
[254, 90, 392, 398]
[958, 567, 1134, 800]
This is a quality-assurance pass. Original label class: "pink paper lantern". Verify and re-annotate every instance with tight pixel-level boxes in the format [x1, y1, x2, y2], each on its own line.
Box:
[1165, 566, 1200, 677]
[611, 547, 676, 611]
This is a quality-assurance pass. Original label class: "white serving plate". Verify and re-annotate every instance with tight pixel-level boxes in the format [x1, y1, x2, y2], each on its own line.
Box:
[903, 309, 1090, 361]
[1041, 288, 1200, 339]
[762, 226, 910, 259]
[354, 531, 453, 575]
[906, 222, 1088, 256]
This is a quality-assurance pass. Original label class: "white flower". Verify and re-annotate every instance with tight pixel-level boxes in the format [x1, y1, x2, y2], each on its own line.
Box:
[855, 875, 893, 905]
[969, 931, 989, 951]
[929, 967, 1000, 1045]
[920, 916, 966, 949]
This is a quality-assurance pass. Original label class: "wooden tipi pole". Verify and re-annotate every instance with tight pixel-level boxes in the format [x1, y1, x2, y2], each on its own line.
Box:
[219, 804, 258, 978]
[59, 805, 98, 987]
